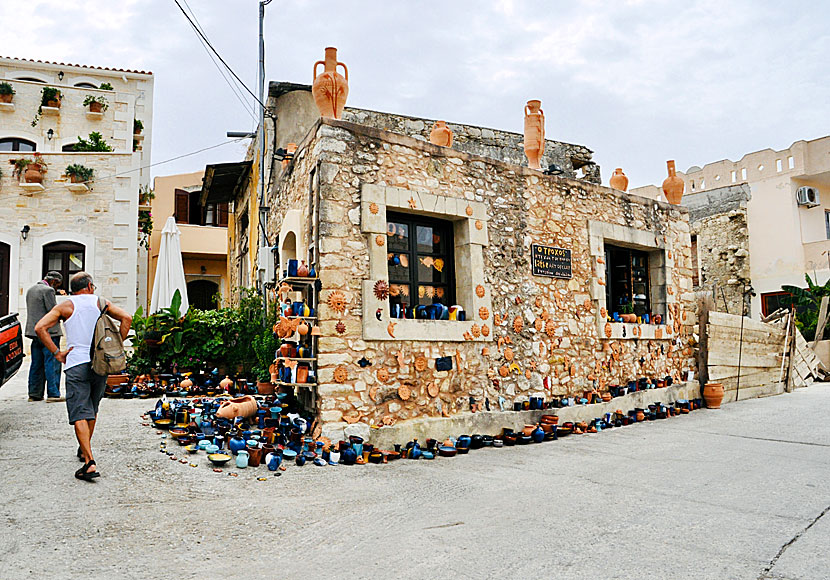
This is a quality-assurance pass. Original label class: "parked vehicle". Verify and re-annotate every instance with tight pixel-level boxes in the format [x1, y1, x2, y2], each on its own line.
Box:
[0, 313, 24, 388]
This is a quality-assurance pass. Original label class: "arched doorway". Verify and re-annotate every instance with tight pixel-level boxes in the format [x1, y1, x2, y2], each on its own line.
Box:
[42, 241, 85, 294]
[187, 280, 219, 310]
[0, 242, 10, 316]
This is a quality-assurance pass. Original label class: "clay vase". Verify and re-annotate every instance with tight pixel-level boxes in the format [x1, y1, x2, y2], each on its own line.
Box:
[24, 164, 44, 184]
[523, 100, 545, 170]
[297, 320, 310, 336]
[219, 376, 233, 392]
[609, 168, 629, 192]
[216, 395, 258, 420]
[297, 260, 310, 277]
[429, 121, 453, 147]
[662, 160, 685, 204]
[703, 382, 724, 409]
[312, 47, 349, 119]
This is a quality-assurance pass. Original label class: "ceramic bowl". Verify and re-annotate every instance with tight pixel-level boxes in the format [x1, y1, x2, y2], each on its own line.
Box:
[385, 451, 401, 461]
[153, 418, 172, 429]
[481, 435, 494, 447]
[493, 439, 504, 448]
[421, 451, 435, 460]
[557, 426, 573, 437]
[281, 448, 298, 459]
[438, 446, 457, 457]
[184, 444, 199, 454]
[207, 453, 231, 466]
[205, 444, 219, 454]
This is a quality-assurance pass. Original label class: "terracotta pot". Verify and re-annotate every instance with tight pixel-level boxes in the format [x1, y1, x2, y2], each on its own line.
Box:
[521, 424, 536, 437]
[46, 98, 61, 108]
[297, 321, 310, 336]
[216, 395, 258, 419]
[248, 447, 262, 467]
[69, 174, 85, 183]
[89, 101, 103, 113]
[257, 381, 275, 395]
[662, 160, 685, 204]
[312, 47, 349, 119]
[297, 260, 310, 277]
[703, 382, 724, 409]
[609, 167, 628, 191]
[24, 164, 43, 184]
[296, 366, 309, 384]
[601, 392, 612, 402]
[0, 93, 12, 104]
[621, 313, 636, 323]
[429, 121, 453, 147]
[523, 100, 545, 170]
[107, 374, 128, 387]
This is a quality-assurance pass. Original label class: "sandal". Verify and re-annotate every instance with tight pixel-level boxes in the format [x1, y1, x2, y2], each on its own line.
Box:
[75, 460, 100, 481]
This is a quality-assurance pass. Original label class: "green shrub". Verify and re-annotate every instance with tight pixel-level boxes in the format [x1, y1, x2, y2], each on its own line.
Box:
[0, 81, 15, 96]
[99, 82, 114, 90]
[64, 164, 94, 182]
[82, 95, 109, 112]
[73, 131, 113, 152]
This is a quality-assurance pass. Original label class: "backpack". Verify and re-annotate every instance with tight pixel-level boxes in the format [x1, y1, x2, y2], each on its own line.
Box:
[89, 296, 126, 376]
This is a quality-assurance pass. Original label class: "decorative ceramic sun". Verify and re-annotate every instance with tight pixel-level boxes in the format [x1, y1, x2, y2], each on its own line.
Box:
[327, 290, 347, 313]
[373, 280, 389, 301]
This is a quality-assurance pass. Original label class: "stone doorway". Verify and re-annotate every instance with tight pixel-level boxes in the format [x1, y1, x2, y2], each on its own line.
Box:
[187, 279, 219, 311]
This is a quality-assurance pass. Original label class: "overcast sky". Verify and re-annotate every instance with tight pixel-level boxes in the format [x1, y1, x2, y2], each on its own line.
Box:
[2, 0, 828, 187]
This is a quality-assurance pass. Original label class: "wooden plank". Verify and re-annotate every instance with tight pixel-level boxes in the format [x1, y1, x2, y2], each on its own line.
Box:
[815, 296, 829, 343]
[708, 311, 784, 334]
[708, 323, 786, 339]
[707, 339, 784, 356]
[707, 351, 782, 367]
[708, 366, 780, 381]
[707, 328, 787, 346]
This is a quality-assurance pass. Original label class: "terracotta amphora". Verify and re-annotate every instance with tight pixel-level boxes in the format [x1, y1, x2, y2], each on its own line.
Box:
[703, 382, 724, 409]
[216, 395, 258, 420]
[662, 160, 685, 204]
[24, 163, 44, 184]
[609, 168, 628, 192]
[429, 121, 453, 147]
[523, 100, 545, 170]
[312, 47, 349, 119]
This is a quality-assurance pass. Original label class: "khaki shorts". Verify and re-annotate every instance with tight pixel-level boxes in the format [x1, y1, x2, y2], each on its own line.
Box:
[64, 363, 107, 424]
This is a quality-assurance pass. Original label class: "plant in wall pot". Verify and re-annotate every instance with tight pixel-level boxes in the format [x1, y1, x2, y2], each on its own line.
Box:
[0, 81, 15, 103]
[12, 153, 48, 184]
[64, 164, 94, 184]
[73, 131, 114, 152]
[31, 87, 62, 126]
[83, 94, 109, 113]
[621, 302, 636, 323]
[134, 118, 144, 135]
[99, 82, 114, 90]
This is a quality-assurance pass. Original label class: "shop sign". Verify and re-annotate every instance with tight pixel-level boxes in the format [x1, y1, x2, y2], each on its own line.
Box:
[531, 244, 572, 279]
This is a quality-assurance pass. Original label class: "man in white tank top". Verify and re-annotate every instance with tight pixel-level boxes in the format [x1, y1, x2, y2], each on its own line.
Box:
[35, 272, 132, 481]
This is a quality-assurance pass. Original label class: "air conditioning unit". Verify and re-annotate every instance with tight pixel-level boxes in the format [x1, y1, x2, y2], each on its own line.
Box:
[796, 186, 820, 207]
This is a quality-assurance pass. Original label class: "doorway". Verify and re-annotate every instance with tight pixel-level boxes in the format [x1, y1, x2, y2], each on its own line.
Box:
[187, 280, 219, 310]
[0, 242, 9, 316]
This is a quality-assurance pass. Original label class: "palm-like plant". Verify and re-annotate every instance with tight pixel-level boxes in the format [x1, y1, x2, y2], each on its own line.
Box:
[781, 274, 830, 340]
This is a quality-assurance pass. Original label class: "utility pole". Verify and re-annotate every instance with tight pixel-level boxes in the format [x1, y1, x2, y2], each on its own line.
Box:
[257, 0, 273, 275]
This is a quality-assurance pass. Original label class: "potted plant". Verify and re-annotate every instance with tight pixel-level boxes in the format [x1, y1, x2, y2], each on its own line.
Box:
[31, 87, 62, 126]
[73, 131, 113, 152]
[0, 81, 15, 103]
[83, 95, 109, 113]
[134, 119, 144, 135]
[12, 154, 48, 184]
[99, 82, 114, 90]
[621, 303, 636, 323]
[252, 328, 280, 394]
[64, 164, 94, 184]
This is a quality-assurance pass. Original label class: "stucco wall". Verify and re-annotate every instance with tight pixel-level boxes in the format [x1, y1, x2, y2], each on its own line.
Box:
[267, 120, 696, 433]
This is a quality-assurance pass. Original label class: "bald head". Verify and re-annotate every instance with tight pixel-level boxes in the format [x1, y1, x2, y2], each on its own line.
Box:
[69, 272, 94, 294]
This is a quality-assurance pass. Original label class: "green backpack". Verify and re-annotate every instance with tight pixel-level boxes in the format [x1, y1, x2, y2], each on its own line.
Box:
[89, 297, 126, 376]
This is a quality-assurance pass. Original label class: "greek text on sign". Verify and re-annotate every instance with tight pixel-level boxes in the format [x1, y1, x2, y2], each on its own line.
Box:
[531, 244, 572, 279]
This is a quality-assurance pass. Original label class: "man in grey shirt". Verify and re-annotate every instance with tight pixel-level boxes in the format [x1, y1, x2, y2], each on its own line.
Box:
[26, 271, 64, 402]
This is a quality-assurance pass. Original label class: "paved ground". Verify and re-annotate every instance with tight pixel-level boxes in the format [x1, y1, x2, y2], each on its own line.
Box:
[1, 362, 828, 580]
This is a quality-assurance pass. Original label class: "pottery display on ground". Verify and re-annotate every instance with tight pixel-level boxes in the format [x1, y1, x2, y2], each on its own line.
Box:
[523, 99, 545, 170]
[429, 120, 453, 147]
[216, 395, 258, 420]
[609, 168, 629, 191]
[662, 160, 685, 204]
[312, 47, 349, 119]
[703, 382, 724, 409]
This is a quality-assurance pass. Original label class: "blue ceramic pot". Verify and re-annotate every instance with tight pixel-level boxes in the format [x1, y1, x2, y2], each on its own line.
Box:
[416, 305, 428, 319]
[457, 310, 466, 321]
[341, 446, 357, 465]
[287, 259, 298, 277]
[438, 304, 449, 320]
[426, 305, 439, 320]
[295, 454, 306, 466]
[292, 301, 305, 318]
[229, 436, 246, 455]
[267, 453, 282, 471]
[531, 425, 545, 443]
[270, 406, 282, 419]
[236, 450, 249, 468]
[456, 435, 472, 449]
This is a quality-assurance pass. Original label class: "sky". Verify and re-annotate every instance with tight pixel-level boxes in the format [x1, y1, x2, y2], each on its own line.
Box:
[1, 0, 828, 188]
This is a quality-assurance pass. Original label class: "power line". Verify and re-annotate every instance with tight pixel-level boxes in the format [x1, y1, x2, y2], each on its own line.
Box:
[21, 138, 248, 196]
[172, 0, 269, 113]
[179, 0, 258, 120]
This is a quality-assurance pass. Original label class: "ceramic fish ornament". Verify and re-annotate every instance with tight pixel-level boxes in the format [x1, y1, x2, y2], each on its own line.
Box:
[433, 258, 444, 272]
[419, 256, 435, 269]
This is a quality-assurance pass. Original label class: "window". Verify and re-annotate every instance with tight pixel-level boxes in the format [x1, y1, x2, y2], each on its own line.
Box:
[61, 143, 77, 152]
[386, 212, 455, 315]
[741, 168, 747, 180]
[604, 244, 651, 317]
[776, 159, 783, 172]
[691, 235, 700, 287]
[74, 82, 98, 89]
[0, 138, 36, 152]
[187, 280, 219, 310]
[761, 291, 794, 318]
[788, 156, 794, 169]
[825, 211, 830, 240]
[731, 170, 737, 183]
[42, 242, 85, 293]
[174, 188, 228, 226]
[15, 77, 44, 83]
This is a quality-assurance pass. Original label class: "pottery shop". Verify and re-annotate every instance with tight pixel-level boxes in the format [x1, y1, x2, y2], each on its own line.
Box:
[215, 50, 698, 444]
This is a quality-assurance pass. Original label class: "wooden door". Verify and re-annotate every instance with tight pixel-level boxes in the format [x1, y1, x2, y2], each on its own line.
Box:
[0, 242, 10, 316]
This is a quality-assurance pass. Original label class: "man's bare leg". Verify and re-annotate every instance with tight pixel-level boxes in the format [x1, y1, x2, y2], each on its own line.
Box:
[74, 419, 97, 473]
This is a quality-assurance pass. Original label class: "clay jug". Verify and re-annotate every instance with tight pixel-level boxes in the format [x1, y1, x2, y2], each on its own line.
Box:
[24, 164, 44, 184]
[609, 168, 628, 191]
[662, 160, 685, 204]
[429, 121, 453, 147]
[703, 382, 724, 409]
[297, 320, 309, 336]
[297, 260, 310, 277]
[523, 100, 545, 170]
[312, 47, 349, 119]
[219, 376, 233, 391]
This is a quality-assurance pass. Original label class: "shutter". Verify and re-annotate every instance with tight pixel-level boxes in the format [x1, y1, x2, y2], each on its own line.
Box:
[218, 203, 229, 227]
[175, 191, 189, 223]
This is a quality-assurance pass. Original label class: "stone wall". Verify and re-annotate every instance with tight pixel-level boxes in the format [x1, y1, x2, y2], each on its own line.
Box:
[268, 119, 696, 436]
[687, 185, 751, 315]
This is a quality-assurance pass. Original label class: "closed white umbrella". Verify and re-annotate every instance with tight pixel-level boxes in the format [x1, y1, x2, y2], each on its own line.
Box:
[150, 216, 189, 314]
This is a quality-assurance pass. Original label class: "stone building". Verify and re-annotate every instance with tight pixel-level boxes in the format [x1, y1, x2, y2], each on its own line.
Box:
[147, 171, 229, 310]
[632, 136, 830, 317]
[212, 83, 696, 438]
[0, 56, 153, 321]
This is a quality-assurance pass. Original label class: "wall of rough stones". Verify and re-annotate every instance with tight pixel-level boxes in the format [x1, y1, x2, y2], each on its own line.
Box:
[268, 119, 696, 431]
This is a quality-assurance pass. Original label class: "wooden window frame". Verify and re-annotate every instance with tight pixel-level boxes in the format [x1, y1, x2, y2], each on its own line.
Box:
[604, 244, 651, 318]
[0, 138, 36, 152]
[761, 291, 794, 318]
[42, 241, 85, 294]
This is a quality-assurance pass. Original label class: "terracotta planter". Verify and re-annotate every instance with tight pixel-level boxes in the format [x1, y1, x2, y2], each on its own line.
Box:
[0, 93, 12, 104]
[429, 121, 453, 147]
[296, 366, 309, 384]
[89, 101, 103, 113]
[662, 160, 685, 204]
[257, 381, 275, 395]
[216, 395, 258, 419]
[621, 313, 636, 323]
[609, 168, 628, 191]
[107, 374, 128, 387]
[46, 98, 61, 108]
[312, 47, 349, 119]
[24, 164, 44, 184]
[69, 174, 84, 183]
[523, 99, 545, 170]
[703, 382, 724, 409]
[248, 447, 262, 468]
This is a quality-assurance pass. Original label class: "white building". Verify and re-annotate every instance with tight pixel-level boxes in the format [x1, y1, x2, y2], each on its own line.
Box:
[0, 56, 153, 323]
[631, 136, 830, 316]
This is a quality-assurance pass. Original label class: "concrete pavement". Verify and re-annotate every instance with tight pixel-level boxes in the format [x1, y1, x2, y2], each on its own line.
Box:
[1, 361, 828, 580]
